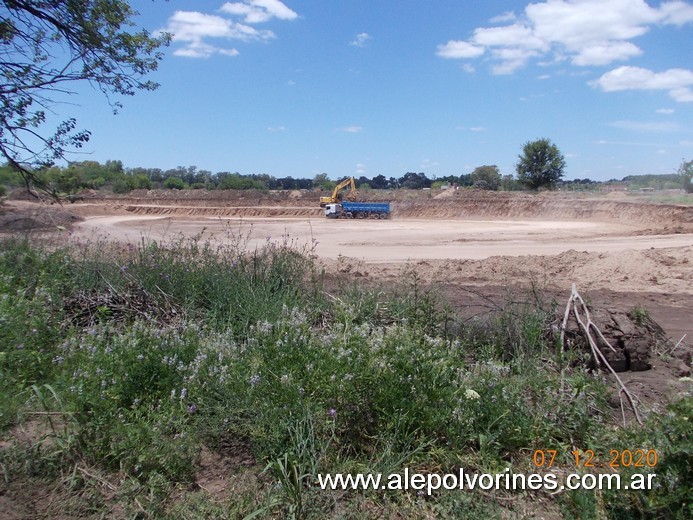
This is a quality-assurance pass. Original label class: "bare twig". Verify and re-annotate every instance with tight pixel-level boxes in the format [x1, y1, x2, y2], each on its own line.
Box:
[560, 284, 643, 426]
[76, 466, 117, 491]
[669, 334, 687, 355]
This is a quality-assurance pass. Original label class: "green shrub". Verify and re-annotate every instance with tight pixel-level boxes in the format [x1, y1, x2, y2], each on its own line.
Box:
[163, 177, 187, 190]
[0, 236, 688, 518]
[112, 177, 133, 193]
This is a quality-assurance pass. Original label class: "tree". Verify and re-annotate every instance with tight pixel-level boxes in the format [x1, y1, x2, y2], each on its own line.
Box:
[312, 173, 331, 190]
[277, 176, 298, 190]
[470, 165, 501, 190]
[399, 172, 431, 190]
[163, 176, 186, 190]
[218, 173, 265, 190]
[501, 174, 520, 191]
[677, 159, 692, 193]
[516, 138, 566, 190]
[0, 1, 170, 197]
[370, 174, 388, 190]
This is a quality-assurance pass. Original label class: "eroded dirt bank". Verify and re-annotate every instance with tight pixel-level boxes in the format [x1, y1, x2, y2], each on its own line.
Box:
[67, 189, 693, 233]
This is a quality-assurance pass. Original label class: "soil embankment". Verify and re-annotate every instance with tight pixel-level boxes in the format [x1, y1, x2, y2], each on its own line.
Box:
[396, 194, 693, 230]
[67, 189, 693, 234]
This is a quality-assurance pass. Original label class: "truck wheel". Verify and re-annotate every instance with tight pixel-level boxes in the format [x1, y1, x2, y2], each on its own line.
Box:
[345, 212, 353, 219]
[379, 213, 387, 219]
[357, 212, 365, 219]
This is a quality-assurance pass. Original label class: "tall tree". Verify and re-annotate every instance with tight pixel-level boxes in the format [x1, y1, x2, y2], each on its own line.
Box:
[370, 174, 388, 190]
[312, 172, 331, 189]
[0, 0, 170, 197]
[470, 165, 501, 190]
[516, 138, 566, 190]
[399, 171, 431, 189]
[678, 159, 692, 193]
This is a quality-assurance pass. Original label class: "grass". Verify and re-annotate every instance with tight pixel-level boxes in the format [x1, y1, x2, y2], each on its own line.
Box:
[0, 233, 690, 519]
[625, 192, 693, 205]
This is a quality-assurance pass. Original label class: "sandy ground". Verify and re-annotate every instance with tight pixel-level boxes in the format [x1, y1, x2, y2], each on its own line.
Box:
[75, 214, 692, 262]
[3, 194, 692, 338]
[70, 209, 692, 334]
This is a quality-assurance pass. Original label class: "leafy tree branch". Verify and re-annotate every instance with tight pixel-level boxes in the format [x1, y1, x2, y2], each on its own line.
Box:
[0, 0, 170, 199]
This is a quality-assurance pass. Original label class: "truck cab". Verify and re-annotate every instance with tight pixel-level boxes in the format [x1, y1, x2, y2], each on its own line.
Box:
[324, 203, 341, 218]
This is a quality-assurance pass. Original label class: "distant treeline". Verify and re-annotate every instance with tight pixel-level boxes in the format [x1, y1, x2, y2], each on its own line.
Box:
[0, 160, 685, 195]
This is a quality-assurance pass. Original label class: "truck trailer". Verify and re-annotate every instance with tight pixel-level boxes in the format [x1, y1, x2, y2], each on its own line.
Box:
[325, 202, 391, 219]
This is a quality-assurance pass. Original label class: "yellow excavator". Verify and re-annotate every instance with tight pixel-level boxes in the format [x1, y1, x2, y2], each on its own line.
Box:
[319, 176, 357, 207]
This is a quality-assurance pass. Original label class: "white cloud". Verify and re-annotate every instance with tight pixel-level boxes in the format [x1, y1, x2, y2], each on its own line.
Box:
[670, 86, 693, 102]
[437, 0, 693, 73]
[267, 125, 286, 132]
[220, 0, 298, 23]
[658, 0, 693, 24]
[472, 24, 546, 50]
[350, 33, 372, 47]
[174, 45, 240, 58]
[339, 126, 363, 133]
[656, 108, 675, 114]
[490, 11, 517, 24]
[571, 41, 642, 66]
[436, 40, 484, 59]
[591, 66, 693, 102]
[162, 2, 298, 58]
[490, 47, 541, 75]
[166, 11, 233, 40]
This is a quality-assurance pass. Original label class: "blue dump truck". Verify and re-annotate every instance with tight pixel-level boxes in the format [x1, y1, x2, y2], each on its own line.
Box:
[324, 201, 391, 219]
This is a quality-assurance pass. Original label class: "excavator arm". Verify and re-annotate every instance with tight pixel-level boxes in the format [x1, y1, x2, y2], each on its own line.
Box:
[319, 176, 357, 207]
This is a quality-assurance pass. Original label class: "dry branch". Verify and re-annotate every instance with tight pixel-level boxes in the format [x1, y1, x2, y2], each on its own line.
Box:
[561, 284, 643, 426]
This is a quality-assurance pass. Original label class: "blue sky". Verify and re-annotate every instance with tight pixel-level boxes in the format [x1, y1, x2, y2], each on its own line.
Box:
[64, 0, 693, 181]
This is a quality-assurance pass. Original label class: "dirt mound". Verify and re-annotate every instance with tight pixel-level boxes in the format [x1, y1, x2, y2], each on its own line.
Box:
[394, 192, 693, 228]
[83, 189, 320, 208]
[563, 306, 666, 372]
[122, 204, 323, 218]
[454, 246, 690, 294]
[0, 201, 82, 232]
[6, 188, 39, 201]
